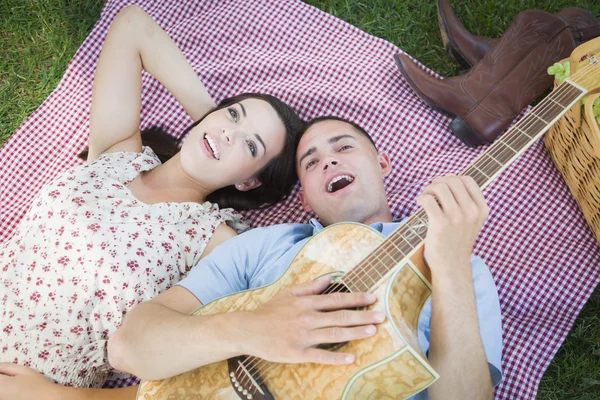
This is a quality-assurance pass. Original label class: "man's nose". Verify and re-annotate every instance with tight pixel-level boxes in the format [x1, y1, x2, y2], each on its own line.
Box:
[323, 160, 338, 170]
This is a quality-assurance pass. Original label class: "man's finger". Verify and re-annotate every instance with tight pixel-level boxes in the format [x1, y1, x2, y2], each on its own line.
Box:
[311, 309, 385, 329]
[421, 183, 459, 215]
[309, 325, 378, 346]
[309, 291, 376, 311]
[460, 176, 489, 216]
[302, 347, 356, 365]
[289, 276, 332, 297]
[416, 194, 443, 221]
[443, 177, 477, 210]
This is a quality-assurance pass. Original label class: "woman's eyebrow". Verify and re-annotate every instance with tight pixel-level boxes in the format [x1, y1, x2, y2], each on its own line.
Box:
[255, 133, 266, 153]
[239, 103, 247, 117]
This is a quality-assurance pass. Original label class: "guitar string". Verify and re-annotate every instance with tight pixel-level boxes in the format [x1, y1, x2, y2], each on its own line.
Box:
[234, 62, 599, 387]
[337, 81, 586, 293]
[338, 61, 599, 292]
[233, 60, 600, 389]
[235, 63, 600, 387]
[236, 71, 599, 392]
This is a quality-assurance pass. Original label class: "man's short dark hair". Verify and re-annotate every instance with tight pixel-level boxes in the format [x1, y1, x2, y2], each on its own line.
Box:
[302, 116, 378, 151]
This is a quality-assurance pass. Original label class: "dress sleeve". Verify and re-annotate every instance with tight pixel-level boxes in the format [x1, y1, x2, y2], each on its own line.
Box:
[416, 254, 504, 387]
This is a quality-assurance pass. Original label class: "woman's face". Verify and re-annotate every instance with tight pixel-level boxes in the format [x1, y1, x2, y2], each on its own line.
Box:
[179, 98, 286, 191]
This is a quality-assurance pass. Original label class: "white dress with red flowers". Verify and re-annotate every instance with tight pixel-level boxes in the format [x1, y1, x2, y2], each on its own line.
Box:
[0, 147, 246, 387]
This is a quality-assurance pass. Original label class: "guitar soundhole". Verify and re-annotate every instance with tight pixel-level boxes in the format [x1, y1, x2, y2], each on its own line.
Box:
[318, 280, 354, 352]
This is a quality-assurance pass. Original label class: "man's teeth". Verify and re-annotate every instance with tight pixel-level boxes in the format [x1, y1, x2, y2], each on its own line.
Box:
[327, 175, 354, 192]
[206, 135, 220, 160]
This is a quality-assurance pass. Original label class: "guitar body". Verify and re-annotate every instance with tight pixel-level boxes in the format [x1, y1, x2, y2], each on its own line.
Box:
[137, 222, 438, 399]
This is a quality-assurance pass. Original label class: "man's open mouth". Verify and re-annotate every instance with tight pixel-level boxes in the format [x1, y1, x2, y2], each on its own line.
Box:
[204, 133, 220, 160]
[326, 174, 355, 193]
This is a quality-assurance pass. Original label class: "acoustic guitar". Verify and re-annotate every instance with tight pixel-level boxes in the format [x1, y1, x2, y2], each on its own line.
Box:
[136, 51, 600, 399]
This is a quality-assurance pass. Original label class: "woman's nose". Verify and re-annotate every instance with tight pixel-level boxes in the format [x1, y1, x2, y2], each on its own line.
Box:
[221, 128, 231, 144]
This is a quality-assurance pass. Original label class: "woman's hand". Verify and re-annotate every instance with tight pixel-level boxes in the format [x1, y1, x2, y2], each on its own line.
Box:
[0, 363, 64, 400]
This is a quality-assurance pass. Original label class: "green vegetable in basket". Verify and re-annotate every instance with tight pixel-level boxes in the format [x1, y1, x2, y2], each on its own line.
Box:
[547, 61, 570, 84]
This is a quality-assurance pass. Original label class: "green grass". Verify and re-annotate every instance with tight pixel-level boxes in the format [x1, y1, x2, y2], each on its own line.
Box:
[1, 0, 600, 398]
[0, 0, 103, 146]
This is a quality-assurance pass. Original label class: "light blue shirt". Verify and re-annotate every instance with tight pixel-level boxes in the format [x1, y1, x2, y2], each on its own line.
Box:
[178, 219, 503, 398]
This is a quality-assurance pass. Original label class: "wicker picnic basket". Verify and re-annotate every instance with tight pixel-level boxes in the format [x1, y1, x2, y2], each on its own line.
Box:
[544, 37, 600, 244]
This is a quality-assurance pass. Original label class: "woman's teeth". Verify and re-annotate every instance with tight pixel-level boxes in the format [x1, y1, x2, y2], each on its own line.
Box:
[205, 135, 220, 160]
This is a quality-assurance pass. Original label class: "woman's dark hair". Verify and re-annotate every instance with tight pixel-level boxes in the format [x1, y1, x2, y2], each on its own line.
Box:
[79, 93, 305, 210]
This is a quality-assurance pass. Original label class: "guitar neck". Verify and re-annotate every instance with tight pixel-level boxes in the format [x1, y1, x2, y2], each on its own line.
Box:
[342, 80, 587, 293]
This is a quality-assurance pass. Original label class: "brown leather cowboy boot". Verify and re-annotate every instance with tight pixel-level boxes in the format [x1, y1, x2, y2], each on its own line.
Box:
[438, 0, 600, 68]
[394, 9, 575, 146]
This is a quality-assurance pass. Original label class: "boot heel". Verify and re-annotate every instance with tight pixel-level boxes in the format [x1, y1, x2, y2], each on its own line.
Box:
[449, 116, 490, 147]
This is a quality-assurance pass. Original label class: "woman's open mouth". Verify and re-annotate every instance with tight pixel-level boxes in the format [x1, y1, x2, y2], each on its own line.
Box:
[202, 133, 220, 160]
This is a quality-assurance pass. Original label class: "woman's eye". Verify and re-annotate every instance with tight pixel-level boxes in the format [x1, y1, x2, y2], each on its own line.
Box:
[228, 107, 239, 122]
[247, 140, 257, 157]
[339, 145, 352, 151]
[306, 160, 317, 169]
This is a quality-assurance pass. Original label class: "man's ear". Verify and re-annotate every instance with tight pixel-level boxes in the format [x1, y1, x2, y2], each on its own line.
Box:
[297, 189, 313, 213]
[235, 177, 262, 192]
[377, 151, 392, 178]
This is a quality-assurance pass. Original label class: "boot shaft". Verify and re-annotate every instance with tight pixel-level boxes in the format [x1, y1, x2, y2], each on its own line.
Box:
[459, 10, 575, 142]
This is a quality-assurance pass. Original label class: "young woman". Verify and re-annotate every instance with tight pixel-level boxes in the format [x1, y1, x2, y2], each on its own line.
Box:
[0, 4, 304, 390]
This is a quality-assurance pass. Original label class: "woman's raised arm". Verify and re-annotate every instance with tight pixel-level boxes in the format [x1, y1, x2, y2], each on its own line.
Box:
[87, 5, 215, 162]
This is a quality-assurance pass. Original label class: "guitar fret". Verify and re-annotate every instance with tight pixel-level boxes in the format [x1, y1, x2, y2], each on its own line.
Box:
[388, 241, 407, 259]
[472, 164, 490, 179]
[515, 126, 533, 139]
[371, 254, 386, 279]
[345, 279, 364, 293]
[361, 262, 378, 286]
[530, 112, 549, 124]
[338, 77, 589, 297]
[548, 97, 566, 107]
[498, 139, 518, 153]
[484, 152, 503, 167]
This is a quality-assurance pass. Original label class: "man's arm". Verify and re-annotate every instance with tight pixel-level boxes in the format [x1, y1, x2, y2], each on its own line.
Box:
[108, 225, 386, 381]
[108, 278, 383, 380]
[416, 175, 494, 400]
[428, 261, 493, 399]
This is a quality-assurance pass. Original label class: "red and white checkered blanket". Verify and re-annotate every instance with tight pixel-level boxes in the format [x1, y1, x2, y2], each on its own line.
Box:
[1, 0, 599, 398]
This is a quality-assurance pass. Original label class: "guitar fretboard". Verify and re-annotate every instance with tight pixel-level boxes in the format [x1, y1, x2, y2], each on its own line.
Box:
[343, 81, 586, 293]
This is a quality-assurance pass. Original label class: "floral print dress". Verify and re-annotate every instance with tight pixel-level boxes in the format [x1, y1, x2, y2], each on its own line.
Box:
[0, 147, 246, 387]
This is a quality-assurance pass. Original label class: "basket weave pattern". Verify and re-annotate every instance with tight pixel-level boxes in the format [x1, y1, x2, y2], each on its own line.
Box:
[545, 91, 600, 244]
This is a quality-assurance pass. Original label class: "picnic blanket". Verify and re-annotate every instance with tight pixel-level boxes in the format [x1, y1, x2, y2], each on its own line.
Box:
[1, 0, 599, 398]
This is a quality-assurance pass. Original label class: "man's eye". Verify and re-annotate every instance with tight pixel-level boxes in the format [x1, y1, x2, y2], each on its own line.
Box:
[247, 140, 257, 157]
[339, 145, 352, 151]
[306, 160, 317, 169]
[228, 107, 239, 122]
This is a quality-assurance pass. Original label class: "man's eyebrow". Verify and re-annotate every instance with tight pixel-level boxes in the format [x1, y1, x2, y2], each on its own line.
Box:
[239, 103, 247, 117]
[255, 134, 266, 153]
[298, 147, 317, 167]
[328, 134, 356, 144]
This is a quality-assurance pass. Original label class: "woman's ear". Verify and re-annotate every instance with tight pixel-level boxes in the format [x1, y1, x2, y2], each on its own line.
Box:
[377, 151, 392, 178]
[235, 177, 262, 192]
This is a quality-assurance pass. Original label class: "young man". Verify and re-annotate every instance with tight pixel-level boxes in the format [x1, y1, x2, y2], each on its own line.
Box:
[0, 117, 502, 400]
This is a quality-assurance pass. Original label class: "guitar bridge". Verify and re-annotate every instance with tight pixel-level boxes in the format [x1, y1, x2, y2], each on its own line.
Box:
[227, 356, 274, 400]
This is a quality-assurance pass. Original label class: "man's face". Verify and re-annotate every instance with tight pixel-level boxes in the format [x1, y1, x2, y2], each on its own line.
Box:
[296, 120, 392, 226]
